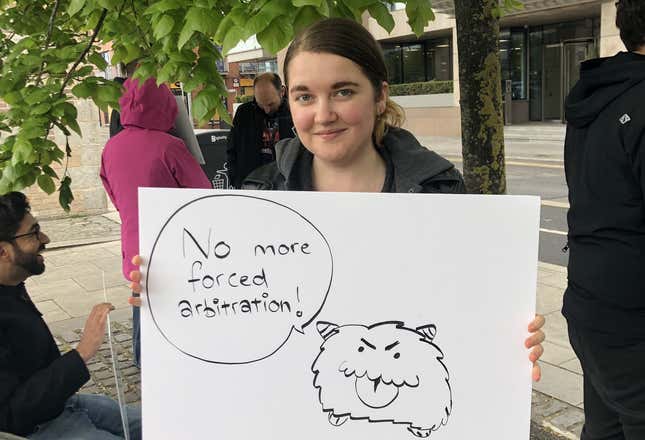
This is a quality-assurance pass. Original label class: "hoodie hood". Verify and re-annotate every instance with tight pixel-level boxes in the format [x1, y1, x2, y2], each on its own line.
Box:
[565, 52, 645, 128]
[119, 77, 177, 132]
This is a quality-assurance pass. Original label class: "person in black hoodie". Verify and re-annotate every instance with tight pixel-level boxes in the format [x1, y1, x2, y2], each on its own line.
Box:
[0, 192, 141, 439]
[225, 73, 294, 188]
[563, 1, 645, 438]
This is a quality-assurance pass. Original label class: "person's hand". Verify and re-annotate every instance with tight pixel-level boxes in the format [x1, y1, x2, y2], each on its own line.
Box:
[76, 302, 115, 363]
[128, 255, 143, 307]
[525, 314, 546, 382]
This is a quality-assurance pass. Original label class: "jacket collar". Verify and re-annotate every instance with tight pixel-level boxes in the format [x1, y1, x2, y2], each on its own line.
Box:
[274, 128, 457, 192]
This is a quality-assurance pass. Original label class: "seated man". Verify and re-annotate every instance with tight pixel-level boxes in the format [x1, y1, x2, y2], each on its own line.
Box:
[0, 192, 141, 439]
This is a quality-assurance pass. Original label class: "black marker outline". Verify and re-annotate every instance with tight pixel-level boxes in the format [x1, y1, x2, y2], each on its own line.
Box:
[311, 320, 453, 437]
[145, 194, 334, 365]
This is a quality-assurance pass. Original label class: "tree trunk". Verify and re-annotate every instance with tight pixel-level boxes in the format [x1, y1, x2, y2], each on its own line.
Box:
[454, 0, 506, 194]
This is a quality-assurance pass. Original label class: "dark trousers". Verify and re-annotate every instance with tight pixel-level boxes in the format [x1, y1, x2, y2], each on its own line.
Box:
[132, 293, 140, 368]
[567, 323, 645, 440]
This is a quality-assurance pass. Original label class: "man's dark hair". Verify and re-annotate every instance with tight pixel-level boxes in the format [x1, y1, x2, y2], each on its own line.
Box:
[253, 72, 282, 91]
[616, 0, 645, 52]
[0, 192, 30, 242]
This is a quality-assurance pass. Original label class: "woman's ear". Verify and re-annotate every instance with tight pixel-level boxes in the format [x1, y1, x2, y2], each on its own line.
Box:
[377, 81, 389, 115]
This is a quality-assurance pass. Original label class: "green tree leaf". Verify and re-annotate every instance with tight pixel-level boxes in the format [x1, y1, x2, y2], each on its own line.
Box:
[88, 52, 108, 70]
[153, 15, 176, 40]
[406, 0, 435, 36]
[37, 174, 56, 194]
[257, 16, 295, 55]
[12, 138, 31, 164]
[67, 0, 86, 17]
[292, 0, 322, 6]
[42, 165, 59, 179]
[367, 2, 395, 33]
[143, 0, 184, 16]
[59, 176, 74, 212]
[31, 103, 52, 116]
[222, 26, 247, 55]
[293, 6, 324, 34]
[71, 81, 96, 99]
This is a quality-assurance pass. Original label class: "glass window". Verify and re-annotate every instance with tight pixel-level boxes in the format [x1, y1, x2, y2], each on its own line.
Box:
[382, 37, 453, 85]
[402, 44, 425, 83]
[383, 46, 403, 84]
[510, 30, 527, 99]
[499, 29, 527, 100]
[257, 59, 278, 73]
[426, 38, 451, 81]
[499, 29, 511, 93]
[529, 29, 543, 120]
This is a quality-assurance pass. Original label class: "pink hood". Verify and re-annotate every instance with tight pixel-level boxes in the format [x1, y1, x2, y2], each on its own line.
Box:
[119, 77, 177, 132]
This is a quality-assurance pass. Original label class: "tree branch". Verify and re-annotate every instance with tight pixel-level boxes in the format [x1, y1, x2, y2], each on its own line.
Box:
[35, 0, 61, 86]
[58, 8, 108, 96]
[131, 0, 153, 50]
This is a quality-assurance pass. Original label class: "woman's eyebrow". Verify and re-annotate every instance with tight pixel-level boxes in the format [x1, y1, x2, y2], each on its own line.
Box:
[289, 84, 309, 93]
[360, 338, 376, 350]
[331, 81, 360, 89]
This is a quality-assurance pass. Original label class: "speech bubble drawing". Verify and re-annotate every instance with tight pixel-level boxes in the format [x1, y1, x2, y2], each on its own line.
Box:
[145, 194, 334, 364]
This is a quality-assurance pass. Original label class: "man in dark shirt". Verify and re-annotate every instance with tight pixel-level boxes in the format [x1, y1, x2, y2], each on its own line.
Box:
[563, 1, 645, 438]
[226, 72, 294, 188]
[0, 192, 141, 439]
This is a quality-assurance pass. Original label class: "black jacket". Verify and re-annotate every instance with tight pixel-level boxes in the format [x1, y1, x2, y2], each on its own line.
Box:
[109, 77, 127, 138]
[226, 99, 293, 188]
[562, 51, 645, 338]
[242, 128, 465, 194]
[0, 284, 89, 435]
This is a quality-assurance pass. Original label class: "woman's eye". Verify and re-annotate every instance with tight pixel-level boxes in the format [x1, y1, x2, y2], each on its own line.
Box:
[336, 89, 354, 97]
[358, 346, 365, 353]
[295, 94, 312, 103]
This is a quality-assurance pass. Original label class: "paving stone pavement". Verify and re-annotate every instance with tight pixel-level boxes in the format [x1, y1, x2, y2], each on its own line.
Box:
[32, 213, 584, 439]
[54, 321, 141, 405]
[40, 213, 121, 249]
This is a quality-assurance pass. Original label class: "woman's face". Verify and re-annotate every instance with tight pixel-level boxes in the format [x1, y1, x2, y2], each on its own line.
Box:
[287, 51, 387, 166]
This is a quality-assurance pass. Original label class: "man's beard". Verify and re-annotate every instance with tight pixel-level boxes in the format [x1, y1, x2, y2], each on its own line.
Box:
[13, 244, 46, 276]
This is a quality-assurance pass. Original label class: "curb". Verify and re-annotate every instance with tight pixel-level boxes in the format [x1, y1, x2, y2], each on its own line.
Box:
[532, 390, 584, 439]
[47, 236, 121, 250]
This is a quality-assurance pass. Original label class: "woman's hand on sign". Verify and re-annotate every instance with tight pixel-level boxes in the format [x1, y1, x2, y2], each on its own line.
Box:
[526, 314, 546, 382]
[128, 255, 143, 307]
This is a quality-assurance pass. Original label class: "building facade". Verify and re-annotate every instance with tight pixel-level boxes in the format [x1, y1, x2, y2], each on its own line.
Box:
[363, 0, 624, 136]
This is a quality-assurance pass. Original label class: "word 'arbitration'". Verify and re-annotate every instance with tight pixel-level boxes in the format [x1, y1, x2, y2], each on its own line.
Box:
[178, 292, 301, 319]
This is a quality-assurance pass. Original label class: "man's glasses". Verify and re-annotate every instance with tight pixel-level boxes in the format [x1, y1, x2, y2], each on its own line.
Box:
[10, 223, 43, 241]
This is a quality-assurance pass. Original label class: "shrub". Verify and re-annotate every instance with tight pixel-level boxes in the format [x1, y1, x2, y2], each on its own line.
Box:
[235, 95, 254, 104]
[389, 80, 453, 96]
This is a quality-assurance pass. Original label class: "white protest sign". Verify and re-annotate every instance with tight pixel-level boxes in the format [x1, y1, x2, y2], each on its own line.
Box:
[139, 188, 540, 440]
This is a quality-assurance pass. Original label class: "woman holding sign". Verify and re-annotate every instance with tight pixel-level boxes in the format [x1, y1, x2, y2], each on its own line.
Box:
[129, 17, 545, 380]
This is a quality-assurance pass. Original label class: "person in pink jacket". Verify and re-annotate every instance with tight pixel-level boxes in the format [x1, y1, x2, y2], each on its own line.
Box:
[100, 77, 211, 367]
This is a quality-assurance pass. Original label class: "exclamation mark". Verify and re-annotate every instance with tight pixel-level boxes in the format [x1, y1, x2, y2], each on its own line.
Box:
[296, 286, 303, 318]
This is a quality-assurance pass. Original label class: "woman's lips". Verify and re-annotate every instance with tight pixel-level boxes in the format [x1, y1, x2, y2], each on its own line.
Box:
[315, 128, 346, 140]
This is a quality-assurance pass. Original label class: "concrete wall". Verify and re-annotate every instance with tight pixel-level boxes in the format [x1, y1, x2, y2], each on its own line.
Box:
[600, 1, 625, 57]
[400, 106, 461, 137]
[23, 99, 111, 219]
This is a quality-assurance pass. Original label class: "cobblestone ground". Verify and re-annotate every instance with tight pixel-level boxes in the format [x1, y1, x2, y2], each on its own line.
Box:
[531, 422, 569, 440]
[41, 214, 121, 248]
[532, 390, 584, 439]
[54, 320, 141, 405]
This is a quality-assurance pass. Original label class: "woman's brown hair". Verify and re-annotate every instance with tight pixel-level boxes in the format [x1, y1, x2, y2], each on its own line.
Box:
[283, 18, 404, 146]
